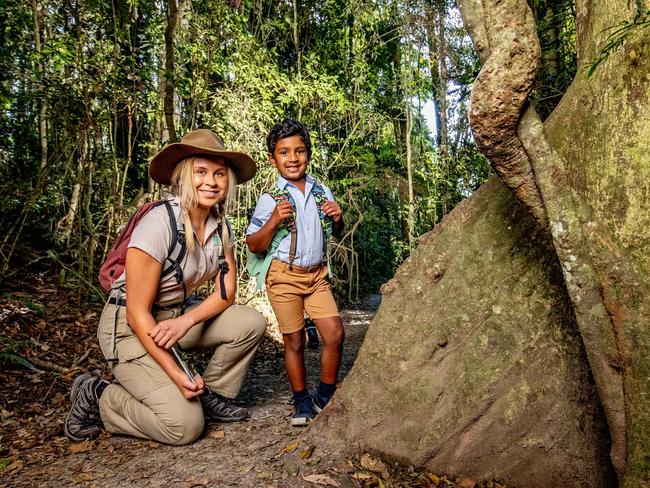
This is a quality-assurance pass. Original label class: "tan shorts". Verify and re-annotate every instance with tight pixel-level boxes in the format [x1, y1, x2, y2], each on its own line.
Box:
[266, 259, 339, 334]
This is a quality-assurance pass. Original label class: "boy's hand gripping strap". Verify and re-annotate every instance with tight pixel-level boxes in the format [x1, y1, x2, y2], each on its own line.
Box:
[312, 181, 334, 278]
[267, 188, 298, 269]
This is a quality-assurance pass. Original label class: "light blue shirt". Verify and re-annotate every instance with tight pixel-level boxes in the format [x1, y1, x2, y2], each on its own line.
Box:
[246, 174, 335, 268]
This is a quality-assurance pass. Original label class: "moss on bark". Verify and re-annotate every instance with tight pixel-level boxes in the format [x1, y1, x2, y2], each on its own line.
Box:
[309, 178, 615, 487]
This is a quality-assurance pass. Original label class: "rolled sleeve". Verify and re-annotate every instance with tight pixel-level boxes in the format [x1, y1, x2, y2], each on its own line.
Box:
[128, 207, 172, 264]
[246, 194, 276, 235]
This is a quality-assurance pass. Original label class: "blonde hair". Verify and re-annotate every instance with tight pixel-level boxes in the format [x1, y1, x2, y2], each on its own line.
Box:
[170, 157, 237, 252]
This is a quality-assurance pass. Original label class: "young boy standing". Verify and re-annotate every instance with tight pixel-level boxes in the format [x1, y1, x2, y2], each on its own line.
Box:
[246, 119, 345, 426]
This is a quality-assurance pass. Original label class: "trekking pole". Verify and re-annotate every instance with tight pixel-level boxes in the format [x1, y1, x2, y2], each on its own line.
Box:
[171, 344, 198, 385]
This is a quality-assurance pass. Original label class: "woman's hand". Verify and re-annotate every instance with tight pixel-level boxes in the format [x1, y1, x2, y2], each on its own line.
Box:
[321, 200, 342, 222]
[174, 370, 205, 399]
[148, 315, 193, 350]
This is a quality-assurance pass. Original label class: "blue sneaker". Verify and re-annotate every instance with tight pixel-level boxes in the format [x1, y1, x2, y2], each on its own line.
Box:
[291, 394, 315, 427]
[312, 391, 331, 414]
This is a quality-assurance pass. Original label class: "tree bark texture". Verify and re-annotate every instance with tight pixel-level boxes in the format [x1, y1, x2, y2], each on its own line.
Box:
[460, 0, 547, 226]
[541, 5, 650, 483]
[312, 1, 650, 486]
[309, 178, 615, 487]
[459, 0, 649, 482]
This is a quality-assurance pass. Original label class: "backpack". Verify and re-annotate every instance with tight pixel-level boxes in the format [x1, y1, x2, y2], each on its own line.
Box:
[99, 199, 229, 302]
[246, 180, 333, 291]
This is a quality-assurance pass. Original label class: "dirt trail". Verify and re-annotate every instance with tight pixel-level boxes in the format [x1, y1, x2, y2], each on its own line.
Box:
[1, 304, 374, 487]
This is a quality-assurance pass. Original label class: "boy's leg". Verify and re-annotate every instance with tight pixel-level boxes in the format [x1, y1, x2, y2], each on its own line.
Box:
[304, 266, 345, 410]
[283, 330, 307, 392]
[283, 330, 316, 426]
[266, 260, 312, 391]
[266, 260, 316, 425]
[311, 315, 345, 384]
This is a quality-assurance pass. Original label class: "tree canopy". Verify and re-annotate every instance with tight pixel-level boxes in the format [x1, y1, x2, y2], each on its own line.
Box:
[1, 0, 494, 301]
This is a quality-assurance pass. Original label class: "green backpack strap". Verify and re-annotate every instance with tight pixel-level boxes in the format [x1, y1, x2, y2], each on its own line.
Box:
[246, 188, 296, 291]
[267, 187, 298, 267]
[311, 180, 334, 279]
[246, 181, 335, 290]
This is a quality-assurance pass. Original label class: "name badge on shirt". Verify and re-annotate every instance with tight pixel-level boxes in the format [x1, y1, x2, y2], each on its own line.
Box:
[210, 234, 222, 263]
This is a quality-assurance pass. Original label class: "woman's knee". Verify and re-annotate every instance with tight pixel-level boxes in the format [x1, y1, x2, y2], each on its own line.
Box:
[235, 306, 267, 341]
[250, 310, 267, 340]
[164, 405, 205, 446]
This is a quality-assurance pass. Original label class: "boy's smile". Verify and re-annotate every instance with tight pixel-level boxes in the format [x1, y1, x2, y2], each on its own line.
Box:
[269, 135, 309, 190]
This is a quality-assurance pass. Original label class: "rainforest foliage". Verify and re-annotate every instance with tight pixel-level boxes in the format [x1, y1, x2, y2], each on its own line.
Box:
[0, 0, 576, 301]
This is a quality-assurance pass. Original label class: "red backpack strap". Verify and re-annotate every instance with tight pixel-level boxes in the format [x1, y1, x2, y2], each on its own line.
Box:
[98, 200, 186, 293]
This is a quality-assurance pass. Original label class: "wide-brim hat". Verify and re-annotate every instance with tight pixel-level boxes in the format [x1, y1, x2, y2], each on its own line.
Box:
[149, 129, 257, 185]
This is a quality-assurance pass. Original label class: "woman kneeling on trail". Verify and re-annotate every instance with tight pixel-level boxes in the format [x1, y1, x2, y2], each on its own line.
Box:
[64, 130, 266, 445]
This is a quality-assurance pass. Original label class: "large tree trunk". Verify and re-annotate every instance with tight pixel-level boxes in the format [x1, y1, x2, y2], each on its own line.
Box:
[310, 1, 650, 486]
[310, 178, 616, 486]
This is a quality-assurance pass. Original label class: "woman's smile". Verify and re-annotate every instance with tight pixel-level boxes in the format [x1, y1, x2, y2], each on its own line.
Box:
[193, 157, 229, 208]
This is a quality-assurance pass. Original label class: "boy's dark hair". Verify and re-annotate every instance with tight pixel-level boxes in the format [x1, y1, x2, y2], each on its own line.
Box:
[266, 119, 312, 160]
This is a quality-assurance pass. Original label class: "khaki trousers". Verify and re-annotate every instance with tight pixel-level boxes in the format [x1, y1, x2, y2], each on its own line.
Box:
[96, 302, 266, 445]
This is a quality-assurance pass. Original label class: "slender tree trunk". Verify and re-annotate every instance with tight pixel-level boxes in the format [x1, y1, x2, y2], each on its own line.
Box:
[56, 167, 83, 244]
[425, 0, 451, 215]
[434, 5, 450, 214]
[405, 100, 414, 248]
[31, 0, 47, 171]
[119, 103, 133, 209]
[541, 5, 560, 77]
[82, 131, 96, 287]
[293, 0, 302, 120]
[164, 0, 180, 142]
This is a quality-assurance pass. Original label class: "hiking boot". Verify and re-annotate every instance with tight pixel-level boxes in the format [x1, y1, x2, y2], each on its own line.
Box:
[64, 372, 108, 442]
[291, 394, 315, 427]
[200, 392, 249, 422]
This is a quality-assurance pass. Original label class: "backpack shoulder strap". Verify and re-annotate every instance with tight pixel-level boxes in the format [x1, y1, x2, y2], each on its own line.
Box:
[160, 199, 186, 286]
[310, 179, 333, 239]
[267, 186, 295, 210]
[265, 186, 298, 267]
[213, 216, 230, 301]
[310, 179, 334, 279]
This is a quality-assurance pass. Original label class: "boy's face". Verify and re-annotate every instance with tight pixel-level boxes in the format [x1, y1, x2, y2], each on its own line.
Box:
[269, 135, 309, 184]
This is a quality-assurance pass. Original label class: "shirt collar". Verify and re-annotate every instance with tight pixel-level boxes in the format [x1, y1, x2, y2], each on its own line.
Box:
[204, 208, 221, 240]
[277, 173, 314, 193]
[170, 194, 222, 242]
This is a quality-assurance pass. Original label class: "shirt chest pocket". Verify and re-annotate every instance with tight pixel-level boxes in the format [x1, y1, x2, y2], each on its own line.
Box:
[205, 235, 224, 265]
